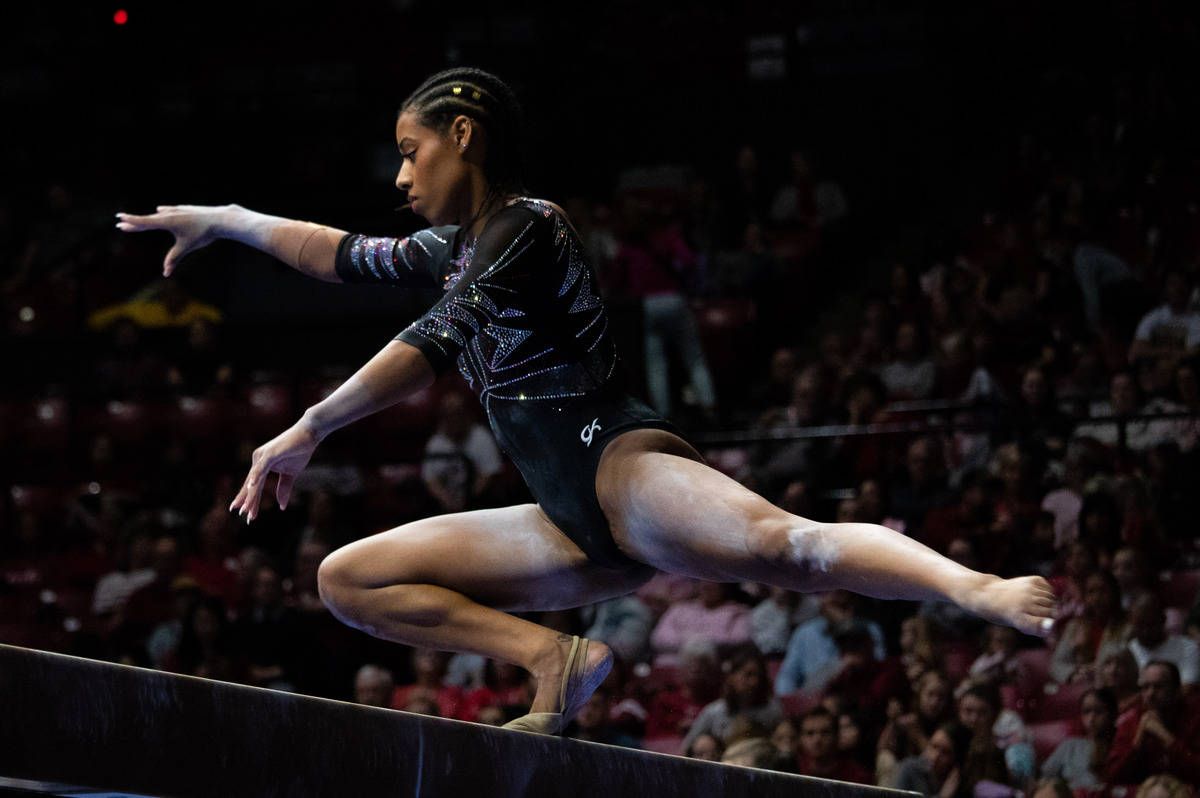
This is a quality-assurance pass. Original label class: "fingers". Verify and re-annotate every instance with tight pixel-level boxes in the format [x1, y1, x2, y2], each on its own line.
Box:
[276, 473, 295, 511]
[163, 240, 190, 277]
[230, 451, 269, 522]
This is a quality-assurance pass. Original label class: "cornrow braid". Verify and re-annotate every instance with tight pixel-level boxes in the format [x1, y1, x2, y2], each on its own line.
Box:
[400, 67, 529, 235]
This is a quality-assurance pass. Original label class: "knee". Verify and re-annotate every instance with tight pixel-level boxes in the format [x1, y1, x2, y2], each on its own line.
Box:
[748, 516, 841, 576]
[316, 549, 381, 626]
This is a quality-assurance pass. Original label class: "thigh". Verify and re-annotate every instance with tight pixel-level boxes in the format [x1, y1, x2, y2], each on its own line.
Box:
[597, 429, 788, 581]
[323, 503, 656, 612]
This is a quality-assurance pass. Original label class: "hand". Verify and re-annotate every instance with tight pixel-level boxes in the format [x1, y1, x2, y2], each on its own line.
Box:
[230, 419, 321, 522]
[115, 204, 235, 277]
[1137, 710, 1175, 746]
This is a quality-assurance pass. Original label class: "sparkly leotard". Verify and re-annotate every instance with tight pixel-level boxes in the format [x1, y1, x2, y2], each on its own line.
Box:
[334, 197, 681, 569]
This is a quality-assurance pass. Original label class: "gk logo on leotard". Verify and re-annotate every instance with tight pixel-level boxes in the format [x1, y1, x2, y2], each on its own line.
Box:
[580, 418, 602, 447]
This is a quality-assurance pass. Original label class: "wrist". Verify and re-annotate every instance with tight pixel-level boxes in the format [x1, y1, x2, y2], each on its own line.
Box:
[299, 407, 331, 444]
[212, 204, 248, 240]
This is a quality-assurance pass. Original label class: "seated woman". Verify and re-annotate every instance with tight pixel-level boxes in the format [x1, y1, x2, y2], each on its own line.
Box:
[680, 647, 782, 753]
[1040, 688, 1117, 791]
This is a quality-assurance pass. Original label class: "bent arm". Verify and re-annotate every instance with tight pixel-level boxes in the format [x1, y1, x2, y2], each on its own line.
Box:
[218, 204, 348, 283]
[300, 340, 435, 440]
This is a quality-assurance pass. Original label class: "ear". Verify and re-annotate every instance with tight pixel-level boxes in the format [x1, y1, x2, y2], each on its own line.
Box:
[451, 115, 473, 152]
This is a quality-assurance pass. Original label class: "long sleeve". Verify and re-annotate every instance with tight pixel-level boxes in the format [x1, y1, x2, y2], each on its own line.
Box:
[775, 624, 811, 695]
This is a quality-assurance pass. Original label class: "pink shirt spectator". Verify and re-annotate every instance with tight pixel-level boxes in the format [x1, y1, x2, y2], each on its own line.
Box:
[650, 582, 752, 667]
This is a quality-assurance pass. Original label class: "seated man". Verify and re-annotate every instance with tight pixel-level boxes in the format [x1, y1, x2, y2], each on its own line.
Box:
[1105, 661, 1200, 786]
[1126, 594, 1199, 686]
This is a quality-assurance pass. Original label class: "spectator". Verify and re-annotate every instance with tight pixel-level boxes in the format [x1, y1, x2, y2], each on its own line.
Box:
[721, 737, 780, 770]
[231, 563, 309, 691]
[1136, 774, 1196, 798]
[1051, 570, 1130, 684]
[769, 717, 799, 761]
[353, 663, 395, 708]
[879, 321, 937, 400]
[889, 437, 952, 540]
[608, 198, 717, 421]
[1126, 594, 1200, 685]
[650, 581, 751, 668]
[175, 595, 238, 681]
[819, 621, 906, 717]
[1112, 547, 1156, 611]
[145, 574, 202, 669]
[581, 593, 654, 665]
[877, 670, 955, 785]
[837, 711, 875, 775]
[391, 647, 465, 720]
[420, 392, 503, 513]
[1040, 687, 1118, 790]
[749, 585, 804, 657]
[644, 638, 722, 739]
[183, 506, 241, 607]
[794, 707, 872, 783]
[963, 625, 1028, 693]
[889, 720, 974, 796]
[460, 658, 533, 722]
[1073, 371, 1183, 452]
[1098, 649, 1143, 718]
[91, 526, 155, 615]
[1129, 270, 1200, 374]
[685, 732, 725, 762]
[564, 685, 639, 747]
[956, 685, 1012, 790]
[1105, 661, 1200, 785]
[747, 347, 798, 415]
[775, 590, 885, 695]
[682, 648, 783, 752]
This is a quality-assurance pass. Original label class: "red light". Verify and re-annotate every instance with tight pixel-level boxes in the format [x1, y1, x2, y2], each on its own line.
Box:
[113, 9, 128, 25]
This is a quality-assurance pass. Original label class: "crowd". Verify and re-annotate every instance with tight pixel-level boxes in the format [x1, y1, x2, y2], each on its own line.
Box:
[4, 54, 1200, 798]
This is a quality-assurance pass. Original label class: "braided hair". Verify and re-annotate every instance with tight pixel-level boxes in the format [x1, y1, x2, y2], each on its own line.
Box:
[400, 68, 529, 234]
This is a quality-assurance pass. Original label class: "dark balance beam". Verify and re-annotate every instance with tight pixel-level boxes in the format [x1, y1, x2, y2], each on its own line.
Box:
[0, 644, 915, 797]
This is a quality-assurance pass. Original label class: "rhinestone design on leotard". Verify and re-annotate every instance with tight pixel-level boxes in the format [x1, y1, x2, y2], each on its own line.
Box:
[337, 198, 619, 405]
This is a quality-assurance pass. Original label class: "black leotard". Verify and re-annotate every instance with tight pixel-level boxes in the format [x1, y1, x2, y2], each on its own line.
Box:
[334, 197, 680, 569]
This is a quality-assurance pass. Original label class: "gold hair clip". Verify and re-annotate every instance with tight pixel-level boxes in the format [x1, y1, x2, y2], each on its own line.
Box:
[452, 86, 462, 95]
[471, 90, 481, 100]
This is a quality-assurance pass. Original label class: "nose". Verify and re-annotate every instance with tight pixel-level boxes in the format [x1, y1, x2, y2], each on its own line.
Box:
[396, 160, 412, 192]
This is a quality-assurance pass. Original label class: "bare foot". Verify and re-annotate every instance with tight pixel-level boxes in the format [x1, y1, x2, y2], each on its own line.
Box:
[529, 635, 613, 718]
[962, 575, 1057, 638]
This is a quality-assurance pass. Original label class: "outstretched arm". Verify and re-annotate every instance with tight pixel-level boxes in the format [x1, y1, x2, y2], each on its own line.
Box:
[117, 204, 348, 280]
[231, 339, 435, 521]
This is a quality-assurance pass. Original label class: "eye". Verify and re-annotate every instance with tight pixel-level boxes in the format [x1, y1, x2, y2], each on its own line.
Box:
[401, 149, 416, 162]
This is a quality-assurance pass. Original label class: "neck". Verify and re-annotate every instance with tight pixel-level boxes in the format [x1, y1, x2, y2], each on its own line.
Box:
[461, 175, 516, 240]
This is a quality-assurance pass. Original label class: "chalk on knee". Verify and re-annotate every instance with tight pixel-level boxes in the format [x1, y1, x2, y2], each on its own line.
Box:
[786, 524, 840, 573]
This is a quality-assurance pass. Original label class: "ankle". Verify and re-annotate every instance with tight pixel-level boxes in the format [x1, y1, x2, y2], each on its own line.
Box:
[954, 572, 1000, 608]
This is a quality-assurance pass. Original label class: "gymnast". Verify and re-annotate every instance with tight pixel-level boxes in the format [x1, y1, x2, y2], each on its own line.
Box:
[116, 67, 1055, 735]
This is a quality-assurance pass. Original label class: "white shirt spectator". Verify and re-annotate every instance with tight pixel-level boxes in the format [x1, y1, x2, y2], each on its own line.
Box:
[1128, 635, 1200, 685]
[1134, 304, 1200, 351]
[421, 424, 502, 509]
[92, 567, 156, 614]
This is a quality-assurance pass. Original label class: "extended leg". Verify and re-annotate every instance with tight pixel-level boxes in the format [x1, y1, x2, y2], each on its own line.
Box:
[597, 432, 1055, 636]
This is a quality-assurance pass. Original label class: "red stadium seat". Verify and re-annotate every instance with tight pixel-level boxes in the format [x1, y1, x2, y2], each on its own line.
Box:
[1027, 682, 1088, 723]
[1028, 719, 1079, 762]
[1161, 570, 1200, 609]
[1015, 647, 1053, 691]
[780, 691, 820, 719]
[942, 642, 979, 684]
[642, 736, 684, 756]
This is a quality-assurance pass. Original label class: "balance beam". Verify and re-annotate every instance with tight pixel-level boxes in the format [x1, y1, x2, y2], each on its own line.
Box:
[0, 644, 914, 797]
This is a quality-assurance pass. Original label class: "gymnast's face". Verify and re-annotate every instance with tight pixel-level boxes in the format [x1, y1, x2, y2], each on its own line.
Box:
[395, 110, 477, 227]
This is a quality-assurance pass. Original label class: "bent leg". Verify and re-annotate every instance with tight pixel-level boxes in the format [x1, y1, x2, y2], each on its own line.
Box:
[597, 432, 1055, 637]
[318, 503, 655, 710]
